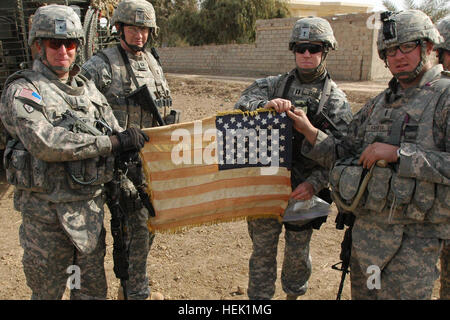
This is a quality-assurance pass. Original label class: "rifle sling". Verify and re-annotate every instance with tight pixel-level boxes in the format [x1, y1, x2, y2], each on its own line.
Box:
[117, 44, 141, 89]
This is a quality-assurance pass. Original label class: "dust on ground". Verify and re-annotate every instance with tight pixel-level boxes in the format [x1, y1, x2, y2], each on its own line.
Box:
[0, 73, 441, 300]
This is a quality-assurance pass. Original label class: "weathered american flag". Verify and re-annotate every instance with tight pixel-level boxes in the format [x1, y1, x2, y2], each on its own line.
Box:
[141, 109, 293, 232]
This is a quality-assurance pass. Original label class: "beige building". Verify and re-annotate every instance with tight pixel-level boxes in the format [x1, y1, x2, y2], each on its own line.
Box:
[285, 0, 374, 17]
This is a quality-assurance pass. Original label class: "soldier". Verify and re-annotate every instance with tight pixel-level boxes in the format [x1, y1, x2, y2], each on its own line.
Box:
[234, 17, 352, 300]
[436, 15, 450, 300]
[287, 10, 449, 299]
[81, 0, 175, 300]
[0, 4, 148, 299]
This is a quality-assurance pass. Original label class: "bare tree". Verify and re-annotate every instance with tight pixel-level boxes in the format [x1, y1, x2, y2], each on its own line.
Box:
[382, 0, 449, 22]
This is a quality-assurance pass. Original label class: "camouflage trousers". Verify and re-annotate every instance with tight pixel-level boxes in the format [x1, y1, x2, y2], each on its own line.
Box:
[120, 177, 155, 300]
[350, 218, 441, 300]
[247, 217, 313, 300]
[440, 241, 450, 300]
[17, 193, 107, 300]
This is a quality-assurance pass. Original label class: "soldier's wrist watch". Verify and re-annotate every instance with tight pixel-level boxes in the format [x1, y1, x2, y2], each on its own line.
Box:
[396, 148, 401, 162]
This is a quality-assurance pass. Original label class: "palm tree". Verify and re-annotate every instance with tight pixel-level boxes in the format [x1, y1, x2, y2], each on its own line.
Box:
[382, 0, 449, 22]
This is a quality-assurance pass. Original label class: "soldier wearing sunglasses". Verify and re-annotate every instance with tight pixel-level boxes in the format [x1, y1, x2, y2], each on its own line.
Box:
[234, 17, 352, 300]
[287, 10, 449, 299]
[0, 4, 148, 299]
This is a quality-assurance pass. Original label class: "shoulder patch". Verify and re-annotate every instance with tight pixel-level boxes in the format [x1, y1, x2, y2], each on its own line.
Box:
[15, 88, 42, 104]
[23, 104, 35, 113]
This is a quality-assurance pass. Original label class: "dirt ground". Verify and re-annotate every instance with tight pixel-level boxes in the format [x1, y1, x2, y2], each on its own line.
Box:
[0, 73, 442, 300]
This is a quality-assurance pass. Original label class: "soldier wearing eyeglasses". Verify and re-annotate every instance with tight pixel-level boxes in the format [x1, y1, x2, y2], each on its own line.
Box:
[81, 0, 172, 300]
[234, 17, 352, 300]
[0, 4, 149, 299]
[287, 10, 449, 299]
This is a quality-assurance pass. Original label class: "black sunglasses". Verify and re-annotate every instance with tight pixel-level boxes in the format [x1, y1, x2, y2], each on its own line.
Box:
[43, 38, 79, 50]
[294, 43, 324, 54]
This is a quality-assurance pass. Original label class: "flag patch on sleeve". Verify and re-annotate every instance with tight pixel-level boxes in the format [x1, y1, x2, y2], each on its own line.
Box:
[16, 88, 42, 104]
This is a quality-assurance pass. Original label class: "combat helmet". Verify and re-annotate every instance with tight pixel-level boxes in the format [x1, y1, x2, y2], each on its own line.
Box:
[289, 17, 337, 51]
[377, 10, 443, 82]
[112, 0, 158, 51]
[112, 0, 158, 30]
[436, 15, 450, 51]
[377, 10, 442, 60]
[28, 4, 84, 46]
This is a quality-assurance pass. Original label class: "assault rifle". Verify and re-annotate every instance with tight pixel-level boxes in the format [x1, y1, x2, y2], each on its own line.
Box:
[105, 160, 130, 300]
[332, 212, 355, 300]
[126, 84, 167, 126]
[56, 109, 111, 136]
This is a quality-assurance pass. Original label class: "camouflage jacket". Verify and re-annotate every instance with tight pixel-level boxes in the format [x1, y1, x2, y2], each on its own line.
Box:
[303, 65, 450, 238]
[234, 68, 352, 193]
[0, 59, 122, 202]
[81, 45, 172, 129]
[0, 59, 122, 253]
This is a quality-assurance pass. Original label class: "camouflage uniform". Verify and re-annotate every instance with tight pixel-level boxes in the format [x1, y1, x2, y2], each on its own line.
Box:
[0, 5, 122, 299]
[81, 0, 172, 300]
[302, 11, 449, 299]
[234, 17, 352, 300]
[436, 16, 450, 300]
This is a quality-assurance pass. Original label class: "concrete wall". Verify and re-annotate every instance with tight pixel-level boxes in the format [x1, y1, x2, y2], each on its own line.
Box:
[158, 13, 392, 81]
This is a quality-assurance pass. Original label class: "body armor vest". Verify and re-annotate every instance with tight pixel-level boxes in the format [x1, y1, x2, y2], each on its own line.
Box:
[274, 69, 332, 188]
[98, 46, 171, 129]
[331, 76, 449, 224]
[3, 69, 115, 202]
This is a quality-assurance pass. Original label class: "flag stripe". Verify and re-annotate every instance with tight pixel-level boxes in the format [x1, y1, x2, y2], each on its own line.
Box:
[149, 166, 290, 191]
[142, 147, 217, 162]
[154, 194, 289, 221]
[149, 205, 284, 231]
[150, 199, 286, 225]
[142, 117, 216, 137]
[152, 175, 291, 200]
[148, 164, 219, 181]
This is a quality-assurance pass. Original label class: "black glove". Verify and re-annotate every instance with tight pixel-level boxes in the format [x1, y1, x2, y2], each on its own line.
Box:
[110, 127, 149, 154]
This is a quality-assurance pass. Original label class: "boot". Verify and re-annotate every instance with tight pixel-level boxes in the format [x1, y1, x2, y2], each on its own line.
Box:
[286, 294, 299, 300]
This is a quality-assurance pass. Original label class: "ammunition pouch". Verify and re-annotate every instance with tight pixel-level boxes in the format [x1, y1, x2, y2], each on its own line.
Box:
[331, 157, 449, 224]
[3, 139, 52, 193]
[65, 156, 115, 190]
[330, 157, 391, 215]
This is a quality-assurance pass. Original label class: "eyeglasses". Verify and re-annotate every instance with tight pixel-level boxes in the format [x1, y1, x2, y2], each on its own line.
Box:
[385, 40, 421, 57]
[294, 43, 324, 54]
[44, 38, 79, 50]
[124, 25, 149, 34]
